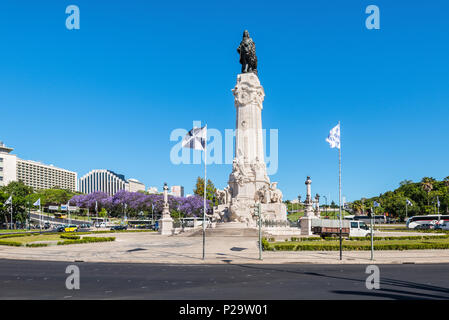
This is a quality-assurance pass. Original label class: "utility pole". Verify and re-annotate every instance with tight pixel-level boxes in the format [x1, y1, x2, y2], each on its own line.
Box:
[255, 202, 262, 260]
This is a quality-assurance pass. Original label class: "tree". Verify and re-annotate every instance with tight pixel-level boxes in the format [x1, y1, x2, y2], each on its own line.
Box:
[400, 180, 413, 187]
[421, 177, 434, 205]
[444, 176, 449, 187]
[193, 177, 205, 198]
[0, 181, 34, 227]
[193, 177, 216, 202]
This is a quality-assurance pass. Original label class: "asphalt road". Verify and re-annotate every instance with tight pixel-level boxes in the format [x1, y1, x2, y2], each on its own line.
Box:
[1, 259, 449, 300]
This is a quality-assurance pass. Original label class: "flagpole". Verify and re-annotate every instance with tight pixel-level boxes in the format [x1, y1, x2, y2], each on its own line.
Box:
[339, 121, 342, 261]
[203, 125, 207, 261]
[10, 194, 13, 230]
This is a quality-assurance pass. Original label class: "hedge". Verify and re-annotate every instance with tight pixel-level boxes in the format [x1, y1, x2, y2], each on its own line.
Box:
[265, 241, 449, 251]
[57, 236, 115, 245]
[26, 243, 49, 247]
[0, 240, 23, 247]
[60, 234, 81, 240]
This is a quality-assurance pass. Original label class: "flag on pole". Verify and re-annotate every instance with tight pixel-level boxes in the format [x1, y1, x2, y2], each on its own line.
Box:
[437, 197, 441, 208]
[4, 196, 12, 206]
[373, 201, 380, 207]
[95, 201, 98, 212]
[182, 126, 207, 150]
[33, 198, 41, 206]
[406, 199, 413, 206]
[326, 123, 341, 149]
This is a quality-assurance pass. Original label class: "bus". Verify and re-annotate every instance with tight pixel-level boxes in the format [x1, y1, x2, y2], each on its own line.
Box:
[406, 215, 449, 229]
[352, 215, 387, 225]
[54, 213, 67, 219]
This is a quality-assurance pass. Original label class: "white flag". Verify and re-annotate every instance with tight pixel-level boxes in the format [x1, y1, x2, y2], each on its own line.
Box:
[326, 123, 340, 149]
[4, 196, 12, 206]
[33, 198, 41, 206]
[406, 199, 413, 206]
[182, 126, 207, 151]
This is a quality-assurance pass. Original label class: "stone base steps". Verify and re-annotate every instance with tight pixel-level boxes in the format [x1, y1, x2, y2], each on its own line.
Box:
[189, 227, 258, 237]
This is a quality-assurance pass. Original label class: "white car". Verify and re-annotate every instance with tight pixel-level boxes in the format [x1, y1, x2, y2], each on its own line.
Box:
[94, 222, 106, 228]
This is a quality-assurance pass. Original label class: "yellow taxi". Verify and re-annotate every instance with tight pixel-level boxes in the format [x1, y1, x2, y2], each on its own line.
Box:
[64, 225, 78, 232]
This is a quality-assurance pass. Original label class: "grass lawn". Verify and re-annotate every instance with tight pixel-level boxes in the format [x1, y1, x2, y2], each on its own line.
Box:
[4, 234, 63, 244]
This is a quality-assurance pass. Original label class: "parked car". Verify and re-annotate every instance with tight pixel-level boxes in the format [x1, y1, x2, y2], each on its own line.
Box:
[55, 225, 66, 232]
[64, 225, 78, 232]
[110, 225, 127, 231]
[94, 222, 106, 228]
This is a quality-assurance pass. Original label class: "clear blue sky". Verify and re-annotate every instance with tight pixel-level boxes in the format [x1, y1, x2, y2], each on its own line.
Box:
[0, 1, 448, 204]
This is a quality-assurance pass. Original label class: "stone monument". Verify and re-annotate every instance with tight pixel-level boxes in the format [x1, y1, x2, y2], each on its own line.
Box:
[300, 176, 319, 235]
[214, 31, 287, 226]
[158, 182, 174, 235]
[314, 194, 321, 217]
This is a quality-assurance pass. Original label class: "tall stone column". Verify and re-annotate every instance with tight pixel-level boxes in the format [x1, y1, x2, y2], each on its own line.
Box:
[223, 73, 286, 224]
[303, 176, 314, 217]
[300, 176, 319, 235]
[159, 183, 173, 235]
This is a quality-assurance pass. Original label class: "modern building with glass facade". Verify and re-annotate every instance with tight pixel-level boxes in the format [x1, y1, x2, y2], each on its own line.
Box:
[79, 169, 128, 196]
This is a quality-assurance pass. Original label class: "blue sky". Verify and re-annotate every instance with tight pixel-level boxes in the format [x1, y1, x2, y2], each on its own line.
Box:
[0, 1, 448, 203]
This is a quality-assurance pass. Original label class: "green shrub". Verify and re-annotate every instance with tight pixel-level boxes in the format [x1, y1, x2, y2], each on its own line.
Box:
[57, 236, 115, 246]
[26, 243, 48, 247]
[0, 234, 28, 239]
[0, 240, 22, 247]
[60, 234, 81, 240]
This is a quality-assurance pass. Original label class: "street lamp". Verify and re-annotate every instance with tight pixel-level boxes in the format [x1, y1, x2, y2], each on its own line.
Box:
[323, 195, 328, 217]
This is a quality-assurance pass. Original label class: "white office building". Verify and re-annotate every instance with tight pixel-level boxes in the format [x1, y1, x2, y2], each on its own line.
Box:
[79, 170, 146, 196]
[170, 185, 184, 197]
[147, 186, 159, 194]
[127, 178, 146, 193]
[0, 142, 77, 191]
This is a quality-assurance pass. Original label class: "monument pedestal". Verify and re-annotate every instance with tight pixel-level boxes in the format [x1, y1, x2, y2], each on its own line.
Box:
[159, 216, 174, 235]
[300, 216, 318, 236]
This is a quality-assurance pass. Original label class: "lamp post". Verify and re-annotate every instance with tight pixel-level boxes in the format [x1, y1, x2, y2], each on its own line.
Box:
[323, 195, 328, 217]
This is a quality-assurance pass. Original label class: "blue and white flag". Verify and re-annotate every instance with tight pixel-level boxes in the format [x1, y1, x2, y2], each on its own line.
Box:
[406, 199, 413, 206]
[33, 198, 41, 206]
[437, 198, 441, 208]
[182, 126, 207, 151]
[4, 196, 12, 206]
[373, 201, 380, 207]
[326, 123, 340, 149]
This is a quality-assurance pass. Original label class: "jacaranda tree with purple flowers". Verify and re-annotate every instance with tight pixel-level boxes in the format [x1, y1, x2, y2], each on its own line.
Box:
[70, 191, 211, 219]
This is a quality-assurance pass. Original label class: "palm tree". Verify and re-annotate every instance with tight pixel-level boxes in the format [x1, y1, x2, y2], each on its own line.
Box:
[421, 177, 434, 205]
[443, 176, 449, 187]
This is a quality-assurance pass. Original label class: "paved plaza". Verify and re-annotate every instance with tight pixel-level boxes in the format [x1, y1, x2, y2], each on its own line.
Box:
[1, 231, 449, 265]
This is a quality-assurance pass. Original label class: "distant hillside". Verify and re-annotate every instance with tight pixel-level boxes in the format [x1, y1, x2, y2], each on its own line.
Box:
[350, 177, 449, 219]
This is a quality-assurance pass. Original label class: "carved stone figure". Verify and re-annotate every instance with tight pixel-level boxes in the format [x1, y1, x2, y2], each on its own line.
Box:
[237, 30, 258, 75]
[215, 189, 226, 205]
[270, 182, 283, 203]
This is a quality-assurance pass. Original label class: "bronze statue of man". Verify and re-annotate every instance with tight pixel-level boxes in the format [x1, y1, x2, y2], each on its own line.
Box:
[237, 30, 258, 75]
